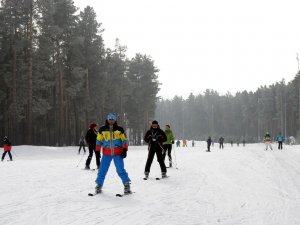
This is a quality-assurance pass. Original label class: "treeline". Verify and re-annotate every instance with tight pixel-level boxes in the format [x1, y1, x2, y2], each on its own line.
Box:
[0, 0, 159, 146]
[156, 74, 300, 143]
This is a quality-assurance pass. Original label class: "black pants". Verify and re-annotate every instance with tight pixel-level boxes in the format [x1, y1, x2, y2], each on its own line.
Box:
[78, 144, 86, 153]
[2, 151, 12, 160]
[207, 144, 211, 151]
[219, 143, 224, 149]
[145, 144, 166, 173]
[278, 141, 283, 149]
[162, 144, 172, 163]
[85, 145, 101, 168]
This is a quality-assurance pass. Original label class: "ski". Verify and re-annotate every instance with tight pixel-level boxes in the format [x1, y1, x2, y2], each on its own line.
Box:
[82, 168, 97, 171]
[88, 192, 100, 196]
[143, 177, 169, 180]
[115, 192, 134, 197]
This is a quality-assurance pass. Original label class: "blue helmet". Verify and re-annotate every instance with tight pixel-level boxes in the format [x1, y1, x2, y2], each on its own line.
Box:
[107, 113, 117, 121]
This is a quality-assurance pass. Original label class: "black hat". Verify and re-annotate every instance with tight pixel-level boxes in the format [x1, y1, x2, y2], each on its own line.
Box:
[152, 120, 158, 125]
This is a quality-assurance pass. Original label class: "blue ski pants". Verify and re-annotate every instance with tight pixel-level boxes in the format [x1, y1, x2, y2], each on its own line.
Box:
[95, 154, 130, 186]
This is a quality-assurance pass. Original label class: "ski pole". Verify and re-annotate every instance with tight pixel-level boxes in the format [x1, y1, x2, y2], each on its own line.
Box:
[172, 145, 179, 169]
[76, 153, 85, 168]
[11, 150, 18, 157]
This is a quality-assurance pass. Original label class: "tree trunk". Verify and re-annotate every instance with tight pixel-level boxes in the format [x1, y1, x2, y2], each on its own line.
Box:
[26, 0, 33, 144]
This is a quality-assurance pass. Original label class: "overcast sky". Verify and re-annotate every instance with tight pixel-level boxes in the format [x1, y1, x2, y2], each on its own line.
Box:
[74, 0, 300, 99]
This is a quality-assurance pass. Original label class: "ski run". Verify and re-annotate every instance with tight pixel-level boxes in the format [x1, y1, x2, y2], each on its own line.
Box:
[1, 142, 300, 225]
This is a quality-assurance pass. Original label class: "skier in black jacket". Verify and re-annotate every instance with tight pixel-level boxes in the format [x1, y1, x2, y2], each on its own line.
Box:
[85, 123, 100, 170]
[207, 136, 212, 152]
[144, 120, 167, 179]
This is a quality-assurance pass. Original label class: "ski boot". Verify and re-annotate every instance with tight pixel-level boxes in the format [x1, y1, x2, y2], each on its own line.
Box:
[169, 161, 172, 168]
[162, 172, 167, 179]
[124, 183, 132, 195]
[95, 185, 102, 194]
[144, 172, 149, 179]
[85, 165, 90, 170]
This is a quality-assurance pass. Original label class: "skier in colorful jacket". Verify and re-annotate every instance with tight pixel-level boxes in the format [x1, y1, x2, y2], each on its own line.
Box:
[162, 124, 174, 168]
[2, 136, 12, 161]
[94, 113, 131, 194]
[263, 132, 273, 150]
[275, 132, 284, 150]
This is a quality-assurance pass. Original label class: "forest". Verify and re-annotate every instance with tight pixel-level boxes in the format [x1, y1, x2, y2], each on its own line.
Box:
[0, 0, 159, 145]
[156, 76, 300, 143]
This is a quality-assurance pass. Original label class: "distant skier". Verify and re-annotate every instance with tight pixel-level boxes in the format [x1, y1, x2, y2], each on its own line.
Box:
[219, 137, 224, 149]
[182, 139, 187, 147]
[162, 124, 174, 168]
[176, 140, 180, 147]
[78, 136, 86, 154]
[207, 136, 212, 152]
[237, 141, 239, 147]
[230, 140, 233, 147]
[192, 140, 195, 147]
[263, 132, 273, 150]
[85, 123, 100, 170]
[242, 139, 246, 147]
[144, 120, 167, 179]
[276, 132, 284, 150]
[94, 113, 131, 195]
[1, 136, 12, 161]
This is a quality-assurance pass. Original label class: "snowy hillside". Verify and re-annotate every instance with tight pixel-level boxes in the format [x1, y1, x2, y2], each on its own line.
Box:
[1, 143, 300, 225]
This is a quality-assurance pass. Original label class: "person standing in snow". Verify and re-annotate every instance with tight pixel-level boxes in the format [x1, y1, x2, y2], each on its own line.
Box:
[144, 120, 167, 179]
[94, 113, 131, 195]
[162, 124, 174, 168]
[176, 140, 180, 147]
[242, 139, 246, 147]
[219, 137, 224, 149]
[276, 132, 284, 150]
[263, 132, 273, 150]
[85, 123, 100, 169]
[1, 136, 13, 161]
[78, 136, 86, 154]
[207, 136, 212, 152]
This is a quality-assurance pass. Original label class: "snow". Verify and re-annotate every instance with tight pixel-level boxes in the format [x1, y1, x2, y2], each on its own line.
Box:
[1, 143, 300, 225]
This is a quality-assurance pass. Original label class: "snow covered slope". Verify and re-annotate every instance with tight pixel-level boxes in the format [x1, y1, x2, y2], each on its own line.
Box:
[0, 143, 300, 225]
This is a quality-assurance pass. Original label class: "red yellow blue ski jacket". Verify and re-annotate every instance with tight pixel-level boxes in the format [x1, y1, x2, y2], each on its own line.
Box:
[96, 121, 128, 156]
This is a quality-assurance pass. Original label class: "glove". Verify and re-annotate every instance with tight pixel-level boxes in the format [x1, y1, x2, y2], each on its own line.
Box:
[171, 140, 174, 144]
[120, 148, 127, 158]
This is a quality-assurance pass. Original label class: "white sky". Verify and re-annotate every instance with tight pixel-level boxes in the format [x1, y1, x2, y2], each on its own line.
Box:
[74, 0, 300, 99]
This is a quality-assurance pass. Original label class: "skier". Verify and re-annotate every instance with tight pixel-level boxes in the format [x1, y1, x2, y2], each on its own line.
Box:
[78, 136, 86, 154]
[176, 140, 180, 147]
[144, 120, 167, 179]
[276, 132, 284, 150]
[219, 137, 224, 149]
[162, 124, 174, 168]
[85, 123, 100, 170]
[182, 139, 187, 147]
[207, 136, 212, 152]
[192, 140, 195, 147]
[1, 136, 12, 161]
[263, 132, 273, 150]
[230, 140, 233, 147]
[242, 139, 246, 147]
[94, 113, 131, 195]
